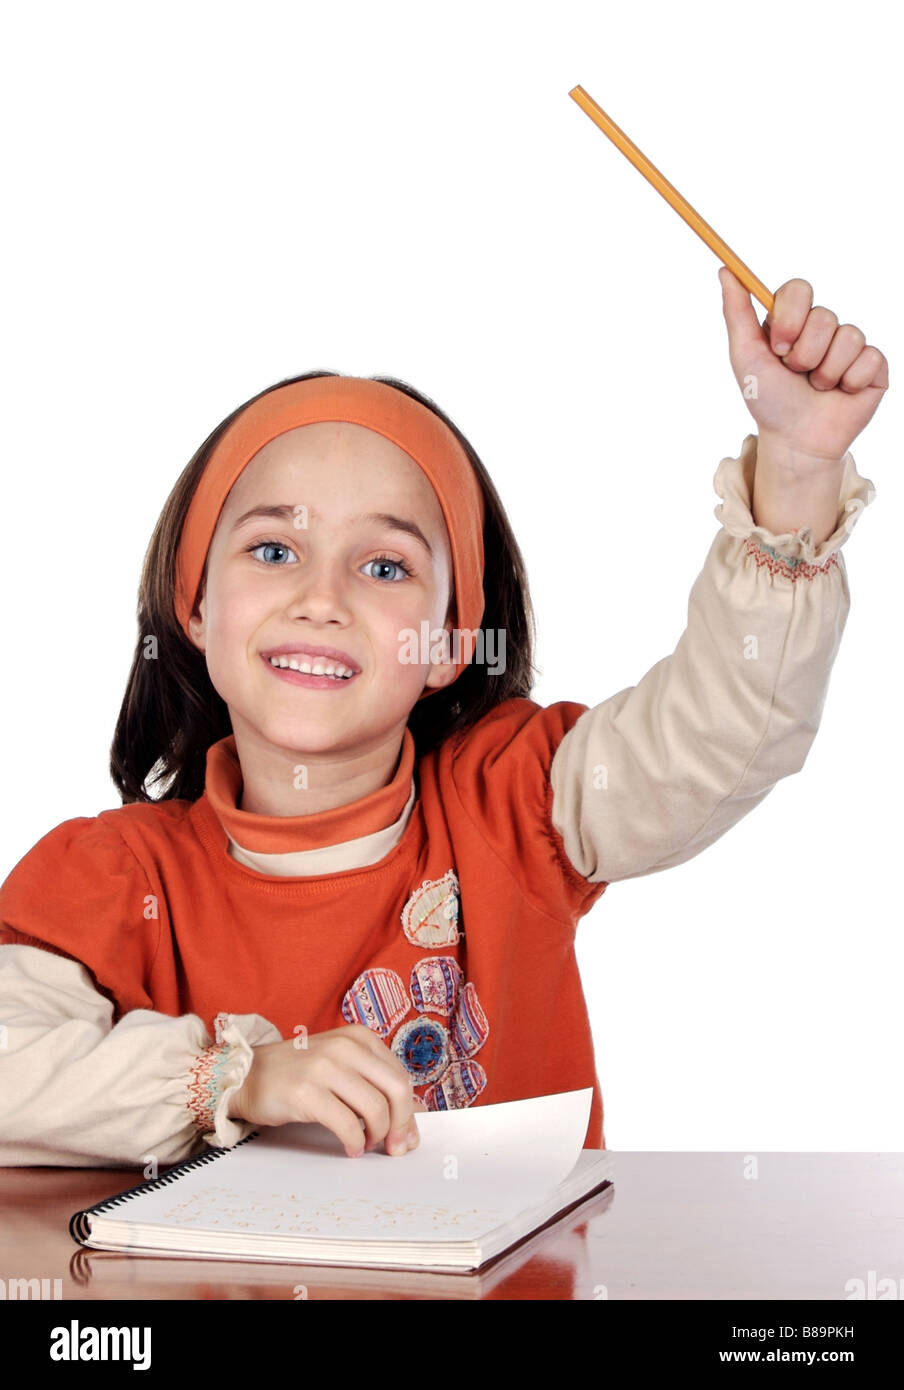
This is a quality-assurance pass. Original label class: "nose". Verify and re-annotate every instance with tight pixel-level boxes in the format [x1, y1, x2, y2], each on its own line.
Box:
[285, 554, 353, 625]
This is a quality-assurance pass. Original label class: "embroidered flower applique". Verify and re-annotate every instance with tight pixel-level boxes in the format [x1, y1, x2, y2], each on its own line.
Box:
[340, 870, 489, 1110]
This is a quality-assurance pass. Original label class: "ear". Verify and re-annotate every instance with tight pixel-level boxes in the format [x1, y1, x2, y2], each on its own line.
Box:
[423, 657, 459, 692]
[422, 616, 459, 692]
[187, 589, 207, 656]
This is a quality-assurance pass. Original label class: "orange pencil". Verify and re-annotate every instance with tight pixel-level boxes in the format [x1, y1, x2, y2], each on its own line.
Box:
[569, 84, 774, 313]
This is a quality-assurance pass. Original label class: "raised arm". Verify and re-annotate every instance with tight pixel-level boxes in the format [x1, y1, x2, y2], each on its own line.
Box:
[549, 432, 874, 882]
[550, 269, 886, 885]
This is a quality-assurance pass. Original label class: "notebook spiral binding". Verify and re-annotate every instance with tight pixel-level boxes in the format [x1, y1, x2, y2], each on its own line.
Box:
[68, 1129, 263, 1246]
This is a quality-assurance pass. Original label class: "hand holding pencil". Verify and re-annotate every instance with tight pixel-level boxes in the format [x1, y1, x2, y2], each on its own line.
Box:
[571, 85, 889, 467]
[719, 266, 887, 466]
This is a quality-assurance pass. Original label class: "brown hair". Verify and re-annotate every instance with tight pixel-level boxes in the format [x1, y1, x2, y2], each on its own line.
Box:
[109, 369, 538, 804]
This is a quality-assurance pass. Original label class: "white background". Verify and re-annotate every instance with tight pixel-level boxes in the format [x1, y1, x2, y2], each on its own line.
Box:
[1, 0, 899, 1148]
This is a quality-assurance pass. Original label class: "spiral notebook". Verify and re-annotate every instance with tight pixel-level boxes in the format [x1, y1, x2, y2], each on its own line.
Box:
[69, 1089, 613, 1273]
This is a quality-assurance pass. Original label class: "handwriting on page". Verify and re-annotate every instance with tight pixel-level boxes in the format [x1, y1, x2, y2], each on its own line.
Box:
[161, 1184, 505, 1238]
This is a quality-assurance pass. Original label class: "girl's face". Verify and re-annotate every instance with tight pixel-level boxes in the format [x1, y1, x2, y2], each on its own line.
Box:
[188, 421, 458, 756]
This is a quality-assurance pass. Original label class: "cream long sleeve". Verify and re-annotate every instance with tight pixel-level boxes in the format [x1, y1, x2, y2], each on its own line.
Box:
[549, 433, 876, 883]
[0, 943, 282, 1168]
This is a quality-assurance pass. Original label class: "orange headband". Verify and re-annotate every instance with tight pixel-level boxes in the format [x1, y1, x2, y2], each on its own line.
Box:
[174, 376, 486, 685]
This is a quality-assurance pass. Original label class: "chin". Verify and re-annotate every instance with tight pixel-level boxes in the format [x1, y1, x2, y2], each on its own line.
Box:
[259, 715, 393, 757]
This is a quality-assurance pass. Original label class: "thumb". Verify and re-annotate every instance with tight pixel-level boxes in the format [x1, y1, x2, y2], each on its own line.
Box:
[718, 264, 770, 369]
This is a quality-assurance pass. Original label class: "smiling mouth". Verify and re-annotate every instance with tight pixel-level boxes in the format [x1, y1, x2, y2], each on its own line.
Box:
[262, 653, 359, 688]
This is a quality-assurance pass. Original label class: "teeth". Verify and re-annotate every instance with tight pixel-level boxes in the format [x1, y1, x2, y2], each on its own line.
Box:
[268, 655, 353, 679]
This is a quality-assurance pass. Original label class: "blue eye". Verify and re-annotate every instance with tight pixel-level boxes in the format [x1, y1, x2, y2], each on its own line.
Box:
[362, 556, 413, 582]
[248, 540, 298, 565]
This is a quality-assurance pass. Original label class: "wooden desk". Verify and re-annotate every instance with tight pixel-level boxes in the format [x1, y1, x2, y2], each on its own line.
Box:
[1, 1152, 901, 1300]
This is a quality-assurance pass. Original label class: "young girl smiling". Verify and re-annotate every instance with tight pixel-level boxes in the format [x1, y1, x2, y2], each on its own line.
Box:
[0, 268, 885, 1167]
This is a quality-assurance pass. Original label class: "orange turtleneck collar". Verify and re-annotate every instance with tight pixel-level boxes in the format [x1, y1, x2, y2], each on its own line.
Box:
[202, 729, 417, 854]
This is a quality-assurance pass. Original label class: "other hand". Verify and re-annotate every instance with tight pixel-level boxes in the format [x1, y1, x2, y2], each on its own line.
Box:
[227, 1024, 425, 1157]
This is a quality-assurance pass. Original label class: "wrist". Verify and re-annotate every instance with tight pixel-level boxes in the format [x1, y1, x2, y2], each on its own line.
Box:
[226, 1083, 246, 1121]
[753, 433, 846, 544]
[755, 429, 845, 475]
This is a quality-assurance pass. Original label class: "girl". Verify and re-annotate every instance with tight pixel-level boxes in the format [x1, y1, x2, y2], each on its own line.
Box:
[0, 269, 885, 1168]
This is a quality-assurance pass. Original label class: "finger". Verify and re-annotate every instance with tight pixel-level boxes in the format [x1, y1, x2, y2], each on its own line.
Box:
[334, 1067, 399, 1147]
[719, 264, 768, 358]
[839, 344, 889, 393]
[807, 322, 866, 391]
[781, 305, 838, 374]
[315, 1056, 419, 1156]
[331, 1026, 426, 1150]
[407, 1095, 428, 1147]
[303, 1087, 381, 1158]
[767, 277, 814, 355]
[328, 1034, 417, 1154]
[383, 1064, 420, 1155]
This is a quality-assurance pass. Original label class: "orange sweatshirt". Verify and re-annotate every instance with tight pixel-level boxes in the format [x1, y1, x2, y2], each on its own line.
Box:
[0, 701, 609, 1143]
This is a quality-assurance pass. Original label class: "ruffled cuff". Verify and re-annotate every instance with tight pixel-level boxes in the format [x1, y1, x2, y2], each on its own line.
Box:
[713, 433, 877, 576]
[186, 1010, 283, 1150]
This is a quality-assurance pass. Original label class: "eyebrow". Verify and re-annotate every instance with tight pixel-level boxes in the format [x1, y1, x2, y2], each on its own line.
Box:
[230, 505, 434, 557]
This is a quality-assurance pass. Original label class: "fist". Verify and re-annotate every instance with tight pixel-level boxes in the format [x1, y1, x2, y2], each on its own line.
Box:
[719, 266, 888, 462]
